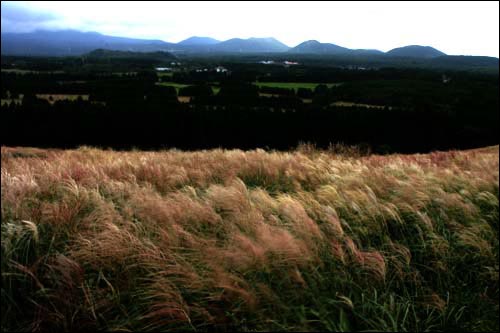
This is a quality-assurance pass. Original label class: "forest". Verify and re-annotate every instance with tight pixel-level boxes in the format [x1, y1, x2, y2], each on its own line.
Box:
[2, 53, 498, 153]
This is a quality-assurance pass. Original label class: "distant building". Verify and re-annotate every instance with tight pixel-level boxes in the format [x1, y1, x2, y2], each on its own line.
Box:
[283, 61, 299, 66]
[155, 67, 172, 71]
[259, 60, 275, 65]
[215, 66, 228, 73]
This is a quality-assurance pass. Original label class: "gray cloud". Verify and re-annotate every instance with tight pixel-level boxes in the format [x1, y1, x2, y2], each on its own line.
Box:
[1, 2, 60, 32]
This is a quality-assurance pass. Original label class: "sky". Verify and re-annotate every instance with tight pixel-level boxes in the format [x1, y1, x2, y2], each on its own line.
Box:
[1, 1, 499, 57]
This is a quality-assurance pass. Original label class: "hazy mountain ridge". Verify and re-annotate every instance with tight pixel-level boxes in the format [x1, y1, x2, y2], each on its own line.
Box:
[1, 30, 177, 56]
[1, 29, 497, 63]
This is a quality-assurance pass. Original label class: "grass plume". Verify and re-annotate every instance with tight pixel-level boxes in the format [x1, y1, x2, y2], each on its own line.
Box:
[1, 145, 499, 331]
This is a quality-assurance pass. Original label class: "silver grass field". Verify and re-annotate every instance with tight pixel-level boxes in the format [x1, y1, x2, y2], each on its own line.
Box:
[1, 145, 498, 331]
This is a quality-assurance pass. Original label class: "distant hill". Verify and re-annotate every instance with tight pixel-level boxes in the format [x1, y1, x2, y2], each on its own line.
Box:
[177, 36, 220, 46]
[386, 45, 446, 58]
[289, 40, 350, 55]
[212, 37, 290, 53]
[175, 36, 221, 53]
[0, 30, 176, 56]
[288, 40, 385, 56]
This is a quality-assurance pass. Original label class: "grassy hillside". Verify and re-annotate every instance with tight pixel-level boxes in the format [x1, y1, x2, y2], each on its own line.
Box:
[1, 146, 498, 331]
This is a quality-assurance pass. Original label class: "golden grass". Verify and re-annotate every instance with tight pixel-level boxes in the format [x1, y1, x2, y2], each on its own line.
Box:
[1, 145, 498, 331]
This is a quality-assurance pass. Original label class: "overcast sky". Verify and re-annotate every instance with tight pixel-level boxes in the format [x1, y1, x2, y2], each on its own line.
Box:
[1, 1, 499, 57]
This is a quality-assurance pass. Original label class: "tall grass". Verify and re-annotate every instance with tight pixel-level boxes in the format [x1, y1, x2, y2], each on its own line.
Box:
[1, 145, 498, 331]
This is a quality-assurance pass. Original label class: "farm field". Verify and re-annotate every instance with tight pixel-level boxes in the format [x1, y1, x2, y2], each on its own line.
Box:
[156, 72, 174, 78]
[2, 145, 498, 332]
[1, 98, 22, 106]
[156, 82, 220, 95]
[1, 94, 90, 106]
[255, 82, 342, 90]
[156, 81, 220, 95]
[155, 81, 190, 91]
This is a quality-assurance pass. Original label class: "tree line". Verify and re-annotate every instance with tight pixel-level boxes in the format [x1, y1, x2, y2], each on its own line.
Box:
[1, 59, 498, 153]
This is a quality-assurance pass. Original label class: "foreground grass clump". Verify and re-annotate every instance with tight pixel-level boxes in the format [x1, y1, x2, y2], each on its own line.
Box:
[1, 145, 498, 332]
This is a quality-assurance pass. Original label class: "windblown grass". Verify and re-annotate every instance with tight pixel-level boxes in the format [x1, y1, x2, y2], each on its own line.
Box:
[1, 145, 498, 332]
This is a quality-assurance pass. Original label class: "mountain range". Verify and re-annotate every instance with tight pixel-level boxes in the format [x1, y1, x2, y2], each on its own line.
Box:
[2, 29, 449, 58]
[1, 29, 497, 66]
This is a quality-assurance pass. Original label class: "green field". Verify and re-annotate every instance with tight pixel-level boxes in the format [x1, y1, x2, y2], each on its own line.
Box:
[255, 82, 342, 90]
[211, 86, 220, 95]
[157, 72, 173, 78]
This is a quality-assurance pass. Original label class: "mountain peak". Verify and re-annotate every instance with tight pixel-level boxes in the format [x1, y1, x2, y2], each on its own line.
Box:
[177, 36, 220, 46]
[387, 45, 446, 58]
[301, 40, 321, 45]
[289, 40, 349, 54]
[213, 37, 289, 53]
